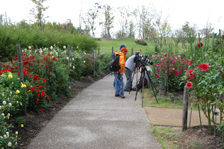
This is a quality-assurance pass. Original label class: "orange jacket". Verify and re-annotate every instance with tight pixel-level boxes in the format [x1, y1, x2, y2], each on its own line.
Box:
[114, 52, 126, 75]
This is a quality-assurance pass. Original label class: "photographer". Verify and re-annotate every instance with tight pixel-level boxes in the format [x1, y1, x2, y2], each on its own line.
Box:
[124, 51, 140, 92]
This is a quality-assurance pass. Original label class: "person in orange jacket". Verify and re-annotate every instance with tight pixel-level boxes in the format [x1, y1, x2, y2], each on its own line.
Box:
[113, 45, 127, 87]
[114, 47, 128, 98]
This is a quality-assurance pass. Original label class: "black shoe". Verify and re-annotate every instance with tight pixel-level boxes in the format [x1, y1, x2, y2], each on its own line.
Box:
[115, 94, 120, 97]
[124, 88, 131, 92]
[120, 95, 125, 98]
[132, 87, 137, 91]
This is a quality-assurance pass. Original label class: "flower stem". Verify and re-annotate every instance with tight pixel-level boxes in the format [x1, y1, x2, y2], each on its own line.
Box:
[198, 104, 203, 132]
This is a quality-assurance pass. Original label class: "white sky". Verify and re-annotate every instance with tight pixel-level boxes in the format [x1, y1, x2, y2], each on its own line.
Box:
[1, 0, 223, 37]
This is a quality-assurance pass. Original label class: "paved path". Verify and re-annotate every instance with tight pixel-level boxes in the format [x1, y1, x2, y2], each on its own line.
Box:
[144, 107, 219, 127]
[27, 74, 162, 149]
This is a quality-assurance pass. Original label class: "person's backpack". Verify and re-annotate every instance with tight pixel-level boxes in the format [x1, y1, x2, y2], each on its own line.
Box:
[135, 78, 148, 91]
[108, 54, 120, 72]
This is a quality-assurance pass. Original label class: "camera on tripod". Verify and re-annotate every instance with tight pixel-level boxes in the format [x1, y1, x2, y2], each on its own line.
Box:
[134, 51, 158, 104]
[135, 51, 153, 65]
[139, 54, 153, 65]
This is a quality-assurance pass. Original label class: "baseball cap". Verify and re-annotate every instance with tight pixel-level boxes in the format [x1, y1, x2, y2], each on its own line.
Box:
[120, 47, 128, 52]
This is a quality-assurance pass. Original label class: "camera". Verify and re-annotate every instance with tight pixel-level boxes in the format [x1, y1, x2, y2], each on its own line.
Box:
[138, 54, 153, 65]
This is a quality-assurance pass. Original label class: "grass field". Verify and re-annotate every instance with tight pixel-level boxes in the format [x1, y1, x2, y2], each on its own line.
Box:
[96, 38, 157, 56]
[96, 37, 201, 57]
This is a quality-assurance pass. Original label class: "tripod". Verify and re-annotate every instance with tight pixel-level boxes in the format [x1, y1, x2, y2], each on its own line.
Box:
[134, 62, 158, 107]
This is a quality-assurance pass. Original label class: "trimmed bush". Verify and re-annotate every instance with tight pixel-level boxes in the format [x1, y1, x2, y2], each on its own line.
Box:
[135, 39, 147, 46]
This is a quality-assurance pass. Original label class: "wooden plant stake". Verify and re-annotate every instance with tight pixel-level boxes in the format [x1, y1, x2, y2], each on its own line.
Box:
[182, 86, 189, 131]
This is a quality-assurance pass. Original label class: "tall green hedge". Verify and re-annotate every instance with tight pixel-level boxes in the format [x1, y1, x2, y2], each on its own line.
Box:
[0, 24, 99, 62]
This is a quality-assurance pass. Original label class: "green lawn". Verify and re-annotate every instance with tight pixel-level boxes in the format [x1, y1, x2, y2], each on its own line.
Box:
[95, 37, 200, 57]
[96, 38, 157, 56]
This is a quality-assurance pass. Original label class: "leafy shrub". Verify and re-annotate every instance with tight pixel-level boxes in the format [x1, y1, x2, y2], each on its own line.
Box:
[0, 72, 23, 148]
[154, 45, 160, 54]
[46, 61, 72, 98]
[95, 53, 111, 74]
[82, 53, 94, 76]
[0, 72, 32, 115]
[135, 39, 147, 46]
[0, 113, 18, 148]
[152, 52, 189, 92]
[0, 26, 17, 62]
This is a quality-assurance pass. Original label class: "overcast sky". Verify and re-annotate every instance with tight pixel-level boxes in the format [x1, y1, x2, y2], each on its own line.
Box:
[1, 0, 223, 37]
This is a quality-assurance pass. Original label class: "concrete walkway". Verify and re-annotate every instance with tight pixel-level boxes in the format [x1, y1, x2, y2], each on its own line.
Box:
[27, 74, 162, 149]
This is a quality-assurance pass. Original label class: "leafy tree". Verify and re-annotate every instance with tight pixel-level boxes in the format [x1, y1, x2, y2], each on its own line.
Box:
[161, 21, 171, 38]
[44, 22, 63, 31]
[83, 2, 101, 37]
[78, 2, 84, 34]
[199, 21, 214, 38]
[171, 29, 184, 46]
[44, 21, 77, 34]
[145, 26, 157, 42]
[0, 14, 3, 25]
[182, 21, 197, 44]
[153, 10, 166, 46]
[100, 4, 114, 38]
[30, 0, 49, 28]
[83, 24, 91, 36]
[132, 5, 152, 39]
[128, 21, 135, 38]
[117, 6, 131, 38]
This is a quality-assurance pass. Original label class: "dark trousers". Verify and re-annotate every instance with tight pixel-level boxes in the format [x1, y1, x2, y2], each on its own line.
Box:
[124, 67, 133, 90]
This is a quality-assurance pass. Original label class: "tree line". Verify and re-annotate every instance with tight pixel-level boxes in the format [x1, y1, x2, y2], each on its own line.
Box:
[0, 0, 216, 45]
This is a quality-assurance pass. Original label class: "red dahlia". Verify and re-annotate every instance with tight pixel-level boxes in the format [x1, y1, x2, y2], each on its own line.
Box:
[197, 63, 209, 72]
[186, 82, 193, 89]
[197, 42, 203, 47]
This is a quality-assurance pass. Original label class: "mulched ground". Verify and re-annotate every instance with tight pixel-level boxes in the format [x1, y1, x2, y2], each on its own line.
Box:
[11, 70, 223, 149]
[177, 125, 222, 149]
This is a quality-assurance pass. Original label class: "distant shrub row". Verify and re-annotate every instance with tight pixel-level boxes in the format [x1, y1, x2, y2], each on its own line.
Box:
[0, 24, 99, 62]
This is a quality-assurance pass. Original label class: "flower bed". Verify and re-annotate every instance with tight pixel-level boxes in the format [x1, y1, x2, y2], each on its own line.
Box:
[0, 45, 110, 148]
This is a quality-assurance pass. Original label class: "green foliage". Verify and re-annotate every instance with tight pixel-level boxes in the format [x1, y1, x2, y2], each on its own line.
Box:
[0, 24, 99, 62]
[135, 39, 147, 46]
[182, 22, 197, 44]
[154, 45, 160, 54]
[182, 31, 224, 129]
[30, 0, 48, 28]
[0, 25, 17, 61]
[82, 54, 94, 76]
[14, 116, 26, 127]
[0, 73, 22, 148]
[67, 56, 84, 79]
[0, 72, 32, 115]
[47, 63, 71, 98]
[95, 53, 111, 73]
[168, 76, 185, 92]
[0, 114, 18, 148]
